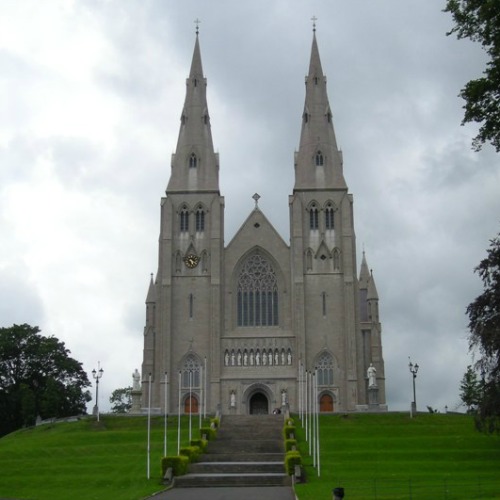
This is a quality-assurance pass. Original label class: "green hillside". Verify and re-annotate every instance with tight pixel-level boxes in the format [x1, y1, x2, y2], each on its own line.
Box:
[294, 412, 500, 499]
[0, 415, 191, 500]
[1, 413, 499, 499]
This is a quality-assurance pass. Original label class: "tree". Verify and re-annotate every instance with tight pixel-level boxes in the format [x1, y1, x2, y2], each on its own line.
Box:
[460, 365, 483, 413]
[109, 387, 132, 413]
[466, 234, 500, 432]
[444, 0, 500, 152]
[0, 324, 91, 436]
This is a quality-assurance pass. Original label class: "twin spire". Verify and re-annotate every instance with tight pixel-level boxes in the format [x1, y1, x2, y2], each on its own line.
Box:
[167, 23, 347, 194]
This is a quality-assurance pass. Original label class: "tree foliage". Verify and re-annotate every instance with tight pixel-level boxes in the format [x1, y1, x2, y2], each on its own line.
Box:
[460, 365, 483, 413]
[466, 234, 500, 432]
[0, 324, 91, 436]
[444, 0, 500, 152]
[109, 386, 132, 413]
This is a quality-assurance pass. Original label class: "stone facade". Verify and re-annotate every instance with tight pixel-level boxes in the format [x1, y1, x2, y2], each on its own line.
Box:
[140, 31, 387, 415]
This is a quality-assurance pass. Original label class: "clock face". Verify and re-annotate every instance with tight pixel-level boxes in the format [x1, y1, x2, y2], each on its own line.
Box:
[184, 254, 199, 268]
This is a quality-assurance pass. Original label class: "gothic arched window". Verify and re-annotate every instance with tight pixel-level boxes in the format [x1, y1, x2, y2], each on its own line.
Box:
[181, 354, 200, 388]
[189, 153, 197, 168]
[315, 151, 324, 166]
[195, 207, 205, 232]
[317, 352, 334, 386]
[325, 203, 334, 230]
[237, 252, 279, 327]
[309, 204, 319, 230]
[180, 206, 189, 233]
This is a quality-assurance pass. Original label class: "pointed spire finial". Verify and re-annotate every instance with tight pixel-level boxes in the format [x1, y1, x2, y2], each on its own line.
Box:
[194, 18, 201, 36]
[311, 15, 317, 32]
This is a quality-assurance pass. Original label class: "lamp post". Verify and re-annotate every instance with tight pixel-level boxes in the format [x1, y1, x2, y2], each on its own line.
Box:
[408, 359, 419, 417]
[92, 362, 104, 422]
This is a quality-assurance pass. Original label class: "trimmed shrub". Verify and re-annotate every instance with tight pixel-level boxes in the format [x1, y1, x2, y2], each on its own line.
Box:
[286, 417, 295, 426]
[210, 416, 220, 429]
[161, 455, 189, 477]
[190, 438, 208, 452]
[285, 438, 297, 452]
[179, 445, 201, 462]
[284, 450, 302, 475]
[283, 425, 296, 440]
[200, 426, 217, 440]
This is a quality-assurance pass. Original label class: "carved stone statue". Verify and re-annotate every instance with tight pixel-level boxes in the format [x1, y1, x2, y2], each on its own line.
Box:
[132, 369, 141, 391]
[230, 390, 236, 408]
[281, 389, 287, 406]
[367, 363, 377, 387]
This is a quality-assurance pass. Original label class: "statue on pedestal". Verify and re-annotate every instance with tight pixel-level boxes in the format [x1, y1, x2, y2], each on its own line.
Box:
[367, 363, 377, 387]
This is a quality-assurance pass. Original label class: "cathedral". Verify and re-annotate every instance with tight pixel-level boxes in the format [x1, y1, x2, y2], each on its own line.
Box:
[140, 28, 387, 415]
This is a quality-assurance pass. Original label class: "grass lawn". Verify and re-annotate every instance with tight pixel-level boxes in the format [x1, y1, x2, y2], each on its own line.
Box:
[0, 414, 199, 500]
[294, 412, 500, 500]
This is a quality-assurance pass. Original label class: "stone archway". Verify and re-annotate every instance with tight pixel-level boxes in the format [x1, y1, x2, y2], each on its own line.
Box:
[320, 393, 334, 412]
[184, 394, 199, 414]
[249, 392, 269, 414]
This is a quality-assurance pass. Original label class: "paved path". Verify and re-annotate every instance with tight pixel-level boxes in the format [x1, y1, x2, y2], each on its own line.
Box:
[146, 486, 296, 500]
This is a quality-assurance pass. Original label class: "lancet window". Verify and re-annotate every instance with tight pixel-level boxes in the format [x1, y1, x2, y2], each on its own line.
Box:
[315, 151, 324, 166]
[180, 206, 189, 233]
[325, 203, 334, 230]
[309, 204, 319, 230]
[237, 253, 279, 327]
[195, 207, 205, 232]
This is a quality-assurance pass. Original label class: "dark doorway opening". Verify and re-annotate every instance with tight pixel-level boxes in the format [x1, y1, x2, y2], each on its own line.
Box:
[320, 393, 334, 412]
[249, 392, 269, 414]
[184, 395, 199, 414]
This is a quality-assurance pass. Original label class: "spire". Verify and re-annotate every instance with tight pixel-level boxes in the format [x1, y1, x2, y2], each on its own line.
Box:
[367, 269, 379, 301]
[294, 28, 346, 191]
[359, 251, 371, 289]
[166, 29, 219, 193]
[146, 273, 156, 304]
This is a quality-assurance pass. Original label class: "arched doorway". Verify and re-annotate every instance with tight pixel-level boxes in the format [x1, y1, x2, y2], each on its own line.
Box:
[320, 393, 334, 412]
[249, 392, 269, 414]
[184, 395, 199, 414]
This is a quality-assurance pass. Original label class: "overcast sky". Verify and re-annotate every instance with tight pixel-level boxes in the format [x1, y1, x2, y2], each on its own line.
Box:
[1, 1, 499, 414]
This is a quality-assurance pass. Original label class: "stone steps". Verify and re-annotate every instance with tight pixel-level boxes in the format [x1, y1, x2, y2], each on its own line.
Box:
[174, 415, 290, 488]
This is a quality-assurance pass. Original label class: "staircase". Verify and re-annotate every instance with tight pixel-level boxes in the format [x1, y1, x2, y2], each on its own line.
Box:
[174, 415, 291, 488]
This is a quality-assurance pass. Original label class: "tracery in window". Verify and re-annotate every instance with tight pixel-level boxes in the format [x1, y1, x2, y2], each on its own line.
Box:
[181, 354, 200, 388]
[317, 352, 334, 386]
[189, 153, 197, 168]
[180, 206, 189, 232]
[309, 204, 319, 230]
[325, 203, 334, 230]
[237, 253, 279, 327]
[315, 151, 324, 166]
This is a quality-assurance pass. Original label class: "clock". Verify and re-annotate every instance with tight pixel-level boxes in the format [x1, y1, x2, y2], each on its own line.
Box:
[184, 254, 200, 268]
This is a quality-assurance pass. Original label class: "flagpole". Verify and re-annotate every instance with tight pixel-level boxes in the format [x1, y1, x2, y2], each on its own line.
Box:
[199, 364, 203, 429]
[189, 370, 192, 442]
[305, 370, 308, 440]
[298, 360, 302, 425]
[315, 368, 321, 477]
[177, 371, 181, 455]
[204, 356, 207, 419]
[312, 371, 316, 467]
[147, 373, 152, 479]
[164, 372, 168, 457]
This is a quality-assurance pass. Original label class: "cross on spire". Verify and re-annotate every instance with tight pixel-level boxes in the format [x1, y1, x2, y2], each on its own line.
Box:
[311, 16, 317, 32]
[194, 18, 201, 35]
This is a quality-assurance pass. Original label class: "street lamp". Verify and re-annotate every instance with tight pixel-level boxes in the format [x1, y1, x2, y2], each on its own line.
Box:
[92, 362, 104, 422]
[408, 359, 419, 416]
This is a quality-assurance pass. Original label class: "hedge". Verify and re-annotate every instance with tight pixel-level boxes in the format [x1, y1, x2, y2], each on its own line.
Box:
[284, 450, 302, 475]
[283, 424, 296, 440]
[161, 455, 189, 477]
[179, 445, 201, 462]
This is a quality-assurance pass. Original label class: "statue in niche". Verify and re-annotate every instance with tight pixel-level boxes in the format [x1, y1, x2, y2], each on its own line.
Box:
[249, 350, 254, 366]
[255, 350, 260, 366]
[281, 349, 286, 365]
[287, 350, 292, 365]
[367, 363, 377, 387]
[281, 389, 287, 406]
[224, 351, 229, 366]
[132, 369, 141, 391]
[230, 390, 236, 407]
[237, 350, 242, 366]
[274, 350, 279, 366]
[268, 350, 273, 366]
[231, 350, 235, 366]
[243, 351, 248, 366]
[262, 351, 267, 366]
